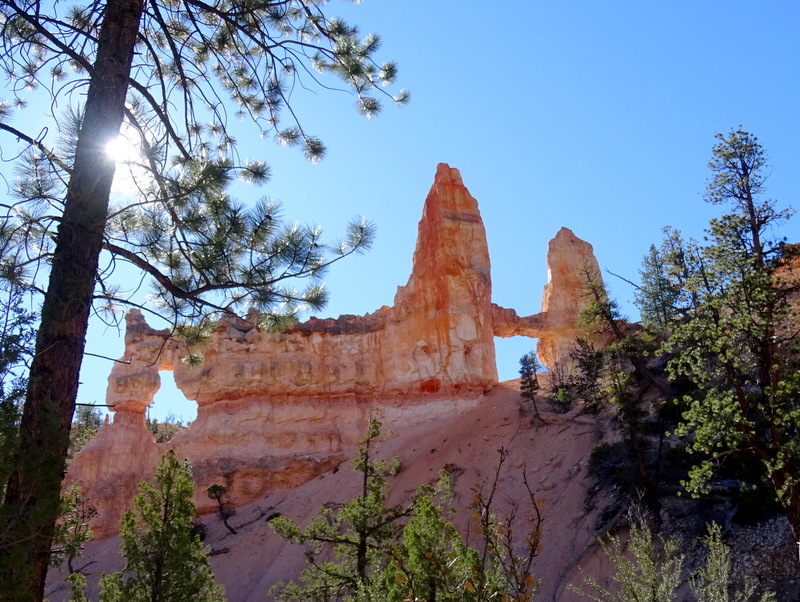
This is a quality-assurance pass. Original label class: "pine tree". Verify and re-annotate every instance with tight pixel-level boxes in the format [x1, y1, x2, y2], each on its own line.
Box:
[0, 280, 34, 500]
[634, 242, 683, 339]
[206, 484, 236, 536]
[97, 450, 224, 602]
[0, 1, 406, 596]
[66, 573, 90, 602]
[663, 129, 800, 541]
[518, 350, 542, 420]
[270, 419, 413, 601]
[383, 489, 483, 602]
[568, 337, 605, 413]
[146, 413, 186, 444]
[49, 486, 96, 575]
[68, 406, 103, 459]
[272, 431, 542, 602]
[576, 268, 665, 516]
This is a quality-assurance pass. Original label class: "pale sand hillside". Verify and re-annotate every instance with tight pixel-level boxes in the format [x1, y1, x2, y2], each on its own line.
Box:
[46, 381, 615, 601]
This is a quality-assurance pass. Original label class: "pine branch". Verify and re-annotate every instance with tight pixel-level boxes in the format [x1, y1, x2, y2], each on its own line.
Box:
[0, 124, 71, 174]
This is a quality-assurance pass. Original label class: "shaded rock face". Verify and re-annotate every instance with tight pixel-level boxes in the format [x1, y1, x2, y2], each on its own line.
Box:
[67, 163, 606, 538]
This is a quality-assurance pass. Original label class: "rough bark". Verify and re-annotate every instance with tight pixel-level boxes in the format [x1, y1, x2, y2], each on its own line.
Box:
[770, 466, 800, 544]
[0, 1, 143, 599]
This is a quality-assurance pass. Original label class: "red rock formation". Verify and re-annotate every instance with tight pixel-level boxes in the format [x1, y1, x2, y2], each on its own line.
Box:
[66, 164, 607, 537]
[491, 227, 604, 367]
[537, 228, 604, 366]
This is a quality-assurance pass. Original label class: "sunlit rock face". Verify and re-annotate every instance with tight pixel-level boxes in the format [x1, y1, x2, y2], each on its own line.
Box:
[491, 227, 603, 368]
[538, 227, 604, 367]
[173, 164, 499, 411]
[66, 163, 606, 537]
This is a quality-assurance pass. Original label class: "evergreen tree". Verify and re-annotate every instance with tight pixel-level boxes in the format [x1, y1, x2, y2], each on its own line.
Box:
[0, 280, 34, 501]
[568, 337, 605, 413]
[0, 1, 405, 596]
[272, 431, 541, 602]
[270, 419, 414, 601]
[68, 406, 103, 459]
[577, 264, 671, 399]
[575, 268, 665, 515]
[634, 242, 683, 339]
[206, 484, 236, 536]
[383, 490, 483, 602]
[49, 486, 96, 575]
[97, 450, 224, 602]
[661, 129, 800, 540]
[66, 573, 90, 602]
[146, 413, 186, 444]
[518, 350, 541, 420]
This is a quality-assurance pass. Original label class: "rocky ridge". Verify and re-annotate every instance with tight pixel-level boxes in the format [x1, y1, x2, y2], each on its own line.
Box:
[65, 164, 606, 539]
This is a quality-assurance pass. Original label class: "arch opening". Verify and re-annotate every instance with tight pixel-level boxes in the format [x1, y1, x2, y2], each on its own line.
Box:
[147, 370, 197, 425]
[493, 335, 543, 382]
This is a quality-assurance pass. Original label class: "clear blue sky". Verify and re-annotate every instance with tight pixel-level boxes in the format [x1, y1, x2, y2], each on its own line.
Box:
[73, 1, 800, 422]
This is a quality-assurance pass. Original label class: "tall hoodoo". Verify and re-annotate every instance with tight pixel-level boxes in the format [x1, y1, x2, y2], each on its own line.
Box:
[393, 163, 497, 395]
[537, 227, 603, 367]
[66, 164, 606, 537]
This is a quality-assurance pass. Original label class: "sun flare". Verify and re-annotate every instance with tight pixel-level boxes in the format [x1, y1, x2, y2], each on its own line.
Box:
[105, 134, 140, 164]
[105, 131, 149, 195]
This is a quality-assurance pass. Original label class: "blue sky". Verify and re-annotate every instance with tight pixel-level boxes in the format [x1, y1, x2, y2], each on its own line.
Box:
[73, 1, 800, 422]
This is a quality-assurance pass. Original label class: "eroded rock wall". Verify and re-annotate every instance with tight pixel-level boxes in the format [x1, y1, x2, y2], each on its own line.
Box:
[67, 163, 606, 538]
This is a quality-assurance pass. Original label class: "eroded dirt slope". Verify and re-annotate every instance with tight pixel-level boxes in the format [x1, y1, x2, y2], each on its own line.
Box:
[46, 382, 615, 601]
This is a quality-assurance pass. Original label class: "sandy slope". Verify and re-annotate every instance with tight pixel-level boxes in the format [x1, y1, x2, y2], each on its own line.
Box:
[46, 381, 616, 601]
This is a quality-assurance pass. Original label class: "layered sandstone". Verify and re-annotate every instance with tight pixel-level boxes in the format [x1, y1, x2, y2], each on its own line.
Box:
[67, 163, 607, 537]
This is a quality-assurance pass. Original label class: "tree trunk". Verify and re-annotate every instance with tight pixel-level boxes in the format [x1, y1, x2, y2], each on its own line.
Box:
[772, 470, 800, 545]
[0, 1, 143, 599]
